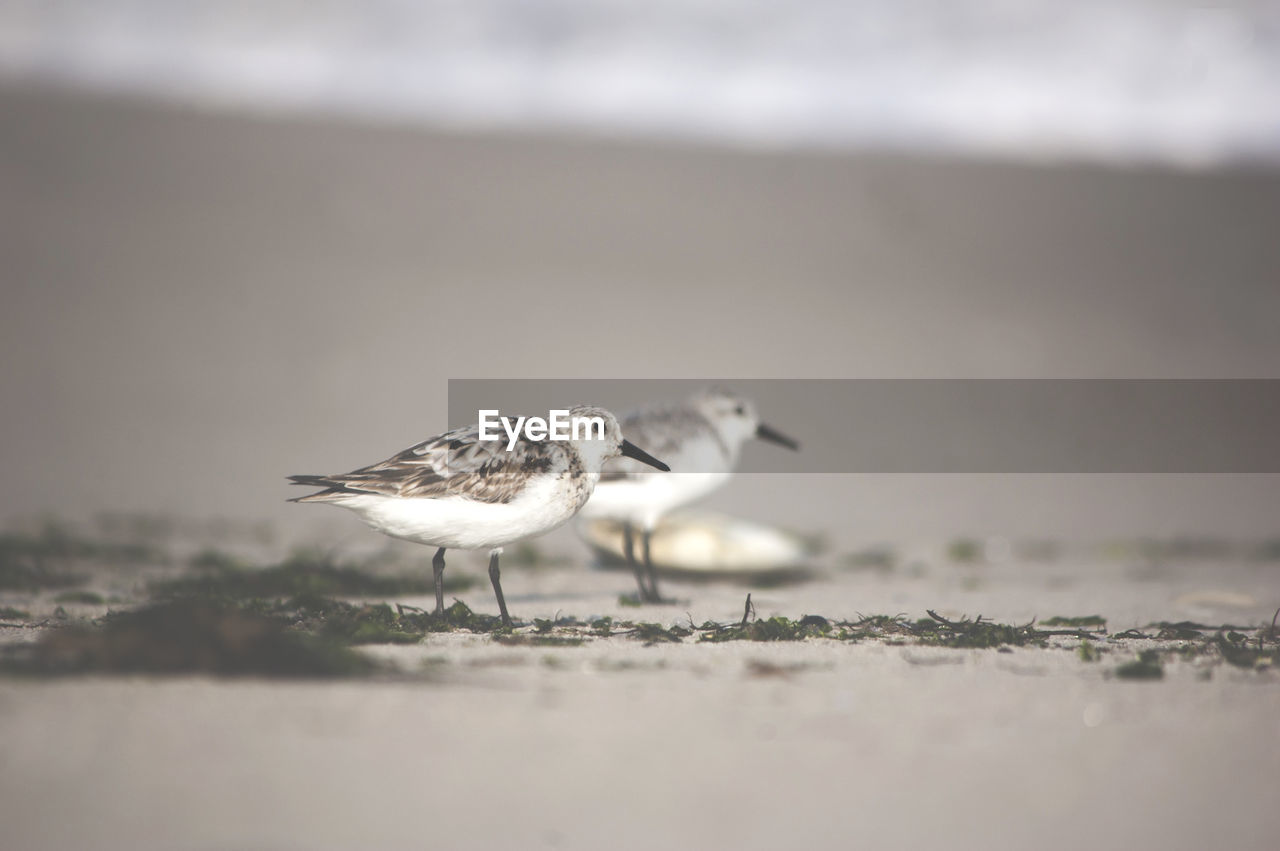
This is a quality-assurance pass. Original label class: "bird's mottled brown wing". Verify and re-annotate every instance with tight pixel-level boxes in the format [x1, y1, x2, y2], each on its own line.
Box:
[291, 424, 564, 504]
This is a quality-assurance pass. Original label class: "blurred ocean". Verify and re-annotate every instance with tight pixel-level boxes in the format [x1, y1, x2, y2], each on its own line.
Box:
[1, 0, 1277, 167]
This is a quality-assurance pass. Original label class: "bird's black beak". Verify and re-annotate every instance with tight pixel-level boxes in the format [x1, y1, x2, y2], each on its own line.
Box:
[756, 423, 800, 451]
[620, 439, 670, 471]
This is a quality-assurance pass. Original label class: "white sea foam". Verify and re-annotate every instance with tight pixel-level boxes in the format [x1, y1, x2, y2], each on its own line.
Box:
[2, 0, 1277, 167]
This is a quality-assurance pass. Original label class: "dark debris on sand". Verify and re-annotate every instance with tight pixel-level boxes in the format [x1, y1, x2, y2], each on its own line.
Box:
[1, 600, 372, 678]
[151, 550, 474, 600]
[3, 534, 1276, 683]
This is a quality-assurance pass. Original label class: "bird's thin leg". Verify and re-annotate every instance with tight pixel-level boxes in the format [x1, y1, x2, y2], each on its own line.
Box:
[623, 522, 652, 602]
[489, 550, 512, 628]
[641, 527, 670, 604]
[432, 548, 447, 615]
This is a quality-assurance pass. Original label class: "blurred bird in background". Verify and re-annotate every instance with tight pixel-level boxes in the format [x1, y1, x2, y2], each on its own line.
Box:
[578, 389, 799, 602]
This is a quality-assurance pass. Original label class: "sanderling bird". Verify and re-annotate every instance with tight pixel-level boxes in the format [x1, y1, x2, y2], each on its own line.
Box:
[579, 389, 798, 603]
[288, 405, 669, 626]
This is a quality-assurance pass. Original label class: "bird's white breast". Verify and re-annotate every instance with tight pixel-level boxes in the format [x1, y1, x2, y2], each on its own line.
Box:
[333, 472, 591, 551]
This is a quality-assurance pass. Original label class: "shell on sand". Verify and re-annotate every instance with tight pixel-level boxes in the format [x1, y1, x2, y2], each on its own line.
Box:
[577, 510, 814, 583]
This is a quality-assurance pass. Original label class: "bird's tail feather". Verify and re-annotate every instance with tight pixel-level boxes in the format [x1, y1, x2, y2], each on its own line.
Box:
[286, 474, 362, 503]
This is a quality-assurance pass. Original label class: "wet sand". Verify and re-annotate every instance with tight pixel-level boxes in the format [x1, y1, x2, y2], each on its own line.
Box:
[2, 84, 1280, 547]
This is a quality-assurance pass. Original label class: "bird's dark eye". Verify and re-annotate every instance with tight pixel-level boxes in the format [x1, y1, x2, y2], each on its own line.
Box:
[734, 405, 746, 416]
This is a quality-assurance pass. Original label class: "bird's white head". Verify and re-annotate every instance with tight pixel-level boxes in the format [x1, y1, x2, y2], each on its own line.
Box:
[691, 389, 800, 453]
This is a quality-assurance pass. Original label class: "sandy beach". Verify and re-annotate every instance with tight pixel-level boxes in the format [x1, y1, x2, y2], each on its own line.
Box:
[2, 85, 1279, 849]
[2, 546, 1279, 850]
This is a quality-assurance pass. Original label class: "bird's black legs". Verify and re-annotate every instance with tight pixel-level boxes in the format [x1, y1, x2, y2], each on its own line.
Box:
[432, 548, 447, 615]
[642, 528, 657, 600]
[622, 523, 673, 604]
[641, 527, 673, 604]
[489, 550, 512, 627]
[623, 522, 653, 602]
